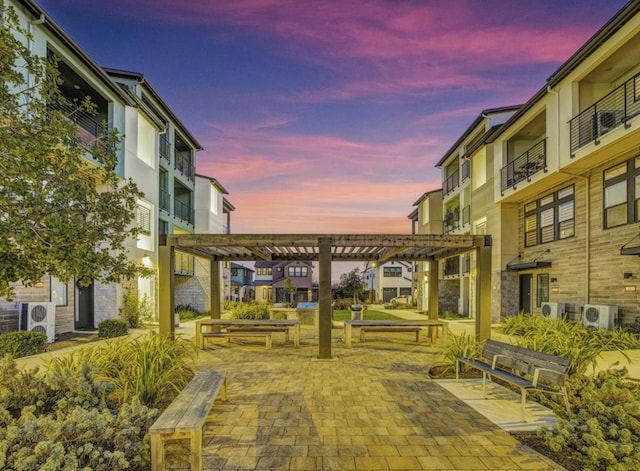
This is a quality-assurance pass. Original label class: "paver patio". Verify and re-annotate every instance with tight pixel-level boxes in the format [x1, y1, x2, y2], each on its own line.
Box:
[164, 323, 564, 470]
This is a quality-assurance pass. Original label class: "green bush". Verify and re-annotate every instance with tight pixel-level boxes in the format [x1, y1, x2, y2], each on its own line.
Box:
[0, 330, 47, 358]
[440, 332, 480, 374]
[540, 368, 640, 470]
[98, 318, 129, 339]
[500, 315, 640, 375]
[0, 355, 157, 470]
[176, 303, 200, 321]
[229, 302, 270, 320]
[65, 332, 197, 407]
[119, 290, 152, 328]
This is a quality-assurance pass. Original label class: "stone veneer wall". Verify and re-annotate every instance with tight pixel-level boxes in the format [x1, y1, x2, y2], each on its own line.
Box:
[94, 281, 119, 327]
[438, 279, 459, 314]
[175, 276, 209, 313]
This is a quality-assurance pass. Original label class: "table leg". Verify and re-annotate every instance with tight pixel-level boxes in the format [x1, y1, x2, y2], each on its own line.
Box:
[344, 324, 352, 348]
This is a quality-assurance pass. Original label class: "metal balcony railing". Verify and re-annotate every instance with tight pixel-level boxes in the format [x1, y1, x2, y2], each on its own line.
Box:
[174, 199, 194, 225]
[175, 150, 195, 181]
[570, 72, 640, 155]
[159, 135, 171, 164]
[461, 205, 470, 226]
[461, 159, 470, 181]
[175, 251, 194, 275]
[443, 257, 460, 277]
[444, 207, 460, 234]
[49, 101, 104, 146]
[159, 189, 170, 212]
[500, 139, 547, 194]
[443, 169, 460, 195]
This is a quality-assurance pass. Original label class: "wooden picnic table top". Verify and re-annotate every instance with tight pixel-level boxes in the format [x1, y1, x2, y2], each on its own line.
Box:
[197, 318, 300, 327]
[343, 319, 444, 326]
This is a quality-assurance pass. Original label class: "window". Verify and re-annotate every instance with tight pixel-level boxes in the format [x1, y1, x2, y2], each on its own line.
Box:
[287, 266, 308, 277]
[603, 158, 640, 228]
[50, 277, 67, 306]
[524, 186, 574, 247]
[383, 266, 402, 277]
[537, 274, 549, 307]
[136, 204, 151, 235]
[257, 267, 272, 276]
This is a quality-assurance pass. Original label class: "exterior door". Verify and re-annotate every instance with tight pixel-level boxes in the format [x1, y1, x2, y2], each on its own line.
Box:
[76, 282, 94, 330]
[519, 274, 532, 315]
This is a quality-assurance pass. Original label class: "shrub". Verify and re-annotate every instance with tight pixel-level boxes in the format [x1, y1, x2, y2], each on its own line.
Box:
[0, 355, 157, 470]
[436, 332, 480, 375]
[0, 330, 47, 358]
[98, 318, 129, 339]
[65, 332, 197, 407]
[500, 315, 640, 375]
[176, 303, 200, 321]
[229, 302, 270, 320]
[540, 368, 640, 470]
[119, 290, 152, 328]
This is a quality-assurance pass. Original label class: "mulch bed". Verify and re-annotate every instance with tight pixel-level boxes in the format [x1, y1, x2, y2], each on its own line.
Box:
[48, 332, 99, 352]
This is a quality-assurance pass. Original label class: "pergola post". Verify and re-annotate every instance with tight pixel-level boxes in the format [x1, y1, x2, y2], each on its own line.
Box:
[476, 244, 492, 341]
[427, 258, 439, 341]
[158, 244, 175, 338]
[318, 237, 332, 359]
[210, 259, 222, 319]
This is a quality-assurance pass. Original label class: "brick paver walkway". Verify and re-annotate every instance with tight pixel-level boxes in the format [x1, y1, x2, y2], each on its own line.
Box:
[166, 325, 564, 470]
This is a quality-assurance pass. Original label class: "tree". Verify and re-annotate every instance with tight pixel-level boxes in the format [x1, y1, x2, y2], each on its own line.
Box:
[0, 3, 147, 299]
[283, 277, 297, 305]
[335, 267, 365, 303]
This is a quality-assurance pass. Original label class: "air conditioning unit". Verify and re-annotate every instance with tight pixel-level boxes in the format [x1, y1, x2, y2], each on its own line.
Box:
[583, 304, 618, 330]
[597, 110, 624, 135]
[19, 302, 56, 343]
[540, 302, 565, 320]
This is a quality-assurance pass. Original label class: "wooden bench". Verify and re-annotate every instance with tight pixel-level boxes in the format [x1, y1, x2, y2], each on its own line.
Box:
[225, 325, 290, 343]
[202, 331, 272, 348]
[359, 325, 422, 343]
[149, 370, 227, 471]
[456, 339, 571, 422]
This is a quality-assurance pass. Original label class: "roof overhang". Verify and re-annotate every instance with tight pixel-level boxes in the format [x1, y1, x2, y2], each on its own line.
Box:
[162, 233, 491, 263]
[506, 261, 552, 271]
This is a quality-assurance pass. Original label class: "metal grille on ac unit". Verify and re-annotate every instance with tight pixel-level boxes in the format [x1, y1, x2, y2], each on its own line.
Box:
[19, 302, 56, 343]
[583, 304, 618, 329]
[540, 302, 565, 320]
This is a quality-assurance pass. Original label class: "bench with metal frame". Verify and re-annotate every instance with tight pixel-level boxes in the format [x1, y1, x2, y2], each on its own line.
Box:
[456, 339, 571, 422]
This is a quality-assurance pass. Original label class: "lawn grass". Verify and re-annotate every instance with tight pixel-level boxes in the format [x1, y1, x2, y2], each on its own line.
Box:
[331, 309, 403, 321]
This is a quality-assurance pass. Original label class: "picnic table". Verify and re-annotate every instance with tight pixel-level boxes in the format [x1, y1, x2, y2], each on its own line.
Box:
[342, 319, 446, 348]
[195, 318, 301, 348]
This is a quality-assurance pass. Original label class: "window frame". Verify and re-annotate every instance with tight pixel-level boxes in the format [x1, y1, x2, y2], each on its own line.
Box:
[536, 274, 549, 307]
[603, 158, 640, 229]
[524, 185, 575, 247]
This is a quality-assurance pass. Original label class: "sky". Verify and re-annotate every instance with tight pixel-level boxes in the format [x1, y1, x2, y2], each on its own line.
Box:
[39, 0, 628, 236]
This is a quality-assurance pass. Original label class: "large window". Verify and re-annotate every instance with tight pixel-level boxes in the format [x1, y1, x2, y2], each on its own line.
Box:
[383, 266, 402, 277]
[256, 267, 272, 276]
[287, 266, 308, 277]
[603, 157, 640, 228]
[525, 186, 574, 247]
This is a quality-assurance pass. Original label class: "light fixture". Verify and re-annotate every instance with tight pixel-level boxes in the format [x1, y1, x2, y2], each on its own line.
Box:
[142, 254, 152, 267]
[624, 272, 633, 279]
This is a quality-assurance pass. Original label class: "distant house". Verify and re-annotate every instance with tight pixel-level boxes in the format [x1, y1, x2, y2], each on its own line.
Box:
[230, 263, 254, 302]
[364, 262, 413, 303]
[254, 261, 314, 303]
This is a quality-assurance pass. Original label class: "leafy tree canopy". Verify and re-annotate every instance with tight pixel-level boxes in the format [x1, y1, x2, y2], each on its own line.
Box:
[0, 2, 147, 298]
[334, 267, 365, 302]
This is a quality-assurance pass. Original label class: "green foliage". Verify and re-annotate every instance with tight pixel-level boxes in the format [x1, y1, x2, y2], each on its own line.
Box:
[384, 302, 414, 310]
[0, 1, 148, 299]
[0, 330, 47, 358]
[64, 332, 197, 407]
[98, 318, 129, 339]
[440, 332, 480, 373]
[500, 315, 640, 375]
[119, 290, 152, 328]
[331, 309, 400, 321]
[334, 268, 366, 302]
[176, 304, 200, 321]
[229, 302, 270, 320]
[0, 355, 157, 470]
[540, 368, 640, 470]
[332, 298, 355, 310]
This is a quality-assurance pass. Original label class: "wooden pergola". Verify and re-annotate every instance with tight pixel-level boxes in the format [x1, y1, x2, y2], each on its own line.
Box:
[159, 234, 492, 359]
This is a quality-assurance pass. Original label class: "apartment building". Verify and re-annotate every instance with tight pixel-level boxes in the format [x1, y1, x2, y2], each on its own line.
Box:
[3, 0, 227, 334]
[421, 0, 640, 327]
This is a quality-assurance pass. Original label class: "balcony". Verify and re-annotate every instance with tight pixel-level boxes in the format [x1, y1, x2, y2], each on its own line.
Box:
[174, 199, 194, 225]
[159, 134, 171, 165]
[443, 169, 460, 195]
[443, 256, 460, 277]
[444, 207, 460, 234]
[175, 150, 195, 181]
[175, 251, 194, 276]
[461, 159, 470, 181]
[501, 139, 547, 194]
[570, 72, 640, 155]
[49, 101, 104, 147]
[159, 188, 170, 212]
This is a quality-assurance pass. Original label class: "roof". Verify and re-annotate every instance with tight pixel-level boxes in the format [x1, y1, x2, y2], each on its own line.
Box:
[195, 174, 229, 194]
[164, 233, 491, 263]
[412, 189, 443, 207]
[436, 105, 522, 167]
[491, 0, 640, 141]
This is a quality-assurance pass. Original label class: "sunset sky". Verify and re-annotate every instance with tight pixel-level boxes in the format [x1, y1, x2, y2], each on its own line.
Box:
[40, 0, 627, 235]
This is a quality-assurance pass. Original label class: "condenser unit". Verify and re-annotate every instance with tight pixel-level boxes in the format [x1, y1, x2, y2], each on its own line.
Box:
[597, 110, 624, 135]
[19, 302, 56, 343]
[540, 302, 565, 321]
[582, 304, 618, 330]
